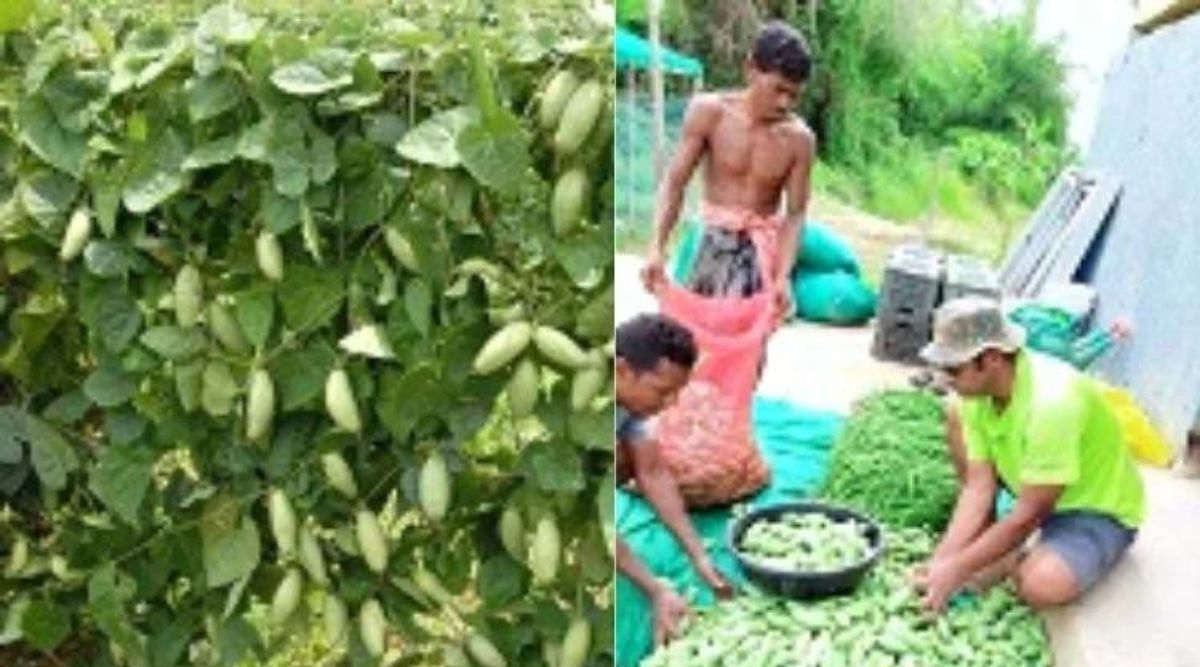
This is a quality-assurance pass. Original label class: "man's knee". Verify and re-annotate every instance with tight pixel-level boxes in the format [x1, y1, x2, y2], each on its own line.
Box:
[1014, 549, 1081, 609]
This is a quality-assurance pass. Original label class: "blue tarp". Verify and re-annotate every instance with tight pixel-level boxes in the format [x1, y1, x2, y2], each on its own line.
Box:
[615, 26, 704, 78]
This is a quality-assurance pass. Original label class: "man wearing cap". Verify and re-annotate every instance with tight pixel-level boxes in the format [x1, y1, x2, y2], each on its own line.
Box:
[914, 296, 1145, 612]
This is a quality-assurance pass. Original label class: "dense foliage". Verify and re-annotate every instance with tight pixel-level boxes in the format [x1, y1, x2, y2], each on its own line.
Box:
[0, 2, 615, 666]
[617, 0, 1071, 226]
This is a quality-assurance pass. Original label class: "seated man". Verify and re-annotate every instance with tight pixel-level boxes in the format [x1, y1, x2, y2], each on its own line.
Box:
[915, 297, 1145, 611]
[615, 314, 734, 645]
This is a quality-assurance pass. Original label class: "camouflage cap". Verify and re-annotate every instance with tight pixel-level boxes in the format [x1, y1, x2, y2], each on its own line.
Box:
[920, 296, 1026, 368]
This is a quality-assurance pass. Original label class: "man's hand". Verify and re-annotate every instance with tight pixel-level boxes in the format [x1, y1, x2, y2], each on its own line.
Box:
[641, 252, 667, 294]
[913, 557, 969, 614]
[694, 557, 735, 600]
[651, 586, 692, 646]
[771, 283, 793, 321]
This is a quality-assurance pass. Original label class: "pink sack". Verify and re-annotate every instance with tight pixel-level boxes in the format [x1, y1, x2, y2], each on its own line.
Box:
[652, 284, 775, 507]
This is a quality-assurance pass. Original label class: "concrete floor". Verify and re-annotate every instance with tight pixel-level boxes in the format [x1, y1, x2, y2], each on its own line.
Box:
[617, 254, 1200, 667]
[1043, 465, 1200, 667]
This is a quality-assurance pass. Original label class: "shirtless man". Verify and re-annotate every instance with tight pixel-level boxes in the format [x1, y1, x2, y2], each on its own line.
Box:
[641, 20, 815, 317]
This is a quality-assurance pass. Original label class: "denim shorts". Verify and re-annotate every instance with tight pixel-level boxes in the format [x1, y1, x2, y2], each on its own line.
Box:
[1037, 510, 1137, 592]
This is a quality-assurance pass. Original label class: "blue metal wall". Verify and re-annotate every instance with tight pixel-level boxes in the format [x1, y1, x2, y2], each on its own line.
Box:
[1078, 13, 1200, 451]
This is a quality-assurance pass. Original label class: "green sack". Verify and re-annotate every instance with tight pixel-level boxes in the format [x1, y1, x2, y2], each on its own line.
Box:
[793, 270, 877, 324]
[1008, 304, 1115, 369]
[799, 219, 862, 275]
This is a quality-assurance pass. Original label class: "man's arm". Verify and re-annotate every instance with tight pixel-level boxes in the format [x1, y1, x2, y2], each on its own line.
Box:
[630, 436, 710, 566]
[774, 127, 815, 290]
[630, 435, 733, 597]
[616, 536, 666, 598]
[950, 484, 1061, 575]
[920, 483, 1061, 611]
[932, 460, 998, 562]
[643, 96, 719, 290]
[616, 537, 693, 646]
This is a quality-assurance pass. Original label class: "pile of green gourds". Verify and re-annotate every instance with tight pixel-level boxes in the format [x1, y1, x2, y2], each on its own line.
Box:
[643, 527, 1051, 667]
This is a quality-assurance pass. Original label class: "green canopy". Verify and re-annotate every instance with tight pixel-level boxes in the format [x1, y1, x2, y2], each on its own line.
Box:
[615, 26, 703, 79]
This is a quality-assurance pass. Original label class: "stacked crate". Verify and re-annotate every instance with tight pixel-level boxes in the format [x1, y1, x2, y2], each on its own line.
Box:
[872, 244, 943, 363]
[943, 253, 1001, 302]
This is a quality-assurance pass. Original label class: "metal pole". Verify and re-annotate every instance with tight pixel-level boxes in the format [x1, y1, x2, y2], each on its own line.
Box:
[649, 0, 667, 210]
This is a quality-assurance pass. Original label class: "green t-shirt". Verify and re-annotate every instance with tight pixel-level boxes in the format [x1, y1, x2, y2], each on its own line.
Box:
[961, 350, 1145, 528]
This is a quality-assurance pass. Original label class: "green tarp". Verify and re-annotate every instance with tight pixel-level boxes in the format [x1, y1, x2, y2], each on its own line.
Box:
[615, 26, 704, 78]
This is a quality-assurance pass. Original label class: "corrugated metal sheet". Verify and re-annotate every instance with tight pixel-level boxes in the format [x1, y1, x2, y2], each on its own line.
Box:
[1077, 11, 1200, 451]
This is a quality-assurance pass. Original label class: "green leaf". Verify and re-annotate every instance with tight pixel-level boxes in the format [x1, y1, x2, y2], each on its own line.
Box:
[41, 67, 108, 134]
[91, 172, 123, 237]
[105, 408, 148, 446]
[84, 240, 135, 278]
[10, 291, 65, 358]
[20, 599, 70, 651]
[553, 224, 612, 287]
[310, 127, 337, 185]
[25, 416, 78, 490]
[89, 444, 155, 524]
[457, 112, 531, 196]
[201, 361, 239, 418]
[343, 162, 395, 230]
[24, 30, 69, 93]
[135, 36, 188, 89]
[396, 107, 475, 168]
[42, 391, 92, 425]
[83, 364, 137, 408]
[92, 285, 142, 353]
[377, 365, 446, 442]
[187, 71, 242, 122]
[197, 4, 262, 46]
[0, 407, 26, 464]
[203, 515, 261, 589]
[148, 619, 190, 667]
[0, 596, 30, 645]
[87, 563, 139, 649]
[123, 127, 189, 214]
[576, 284, 613, 342]
[404, 279, 433, 337]
[365, 113, 406, 147]
[270, 342, 336, 411]
[16, 96, 87, 177]
[0, 0, 34, 32]
[270, 62, 353, 96]
[261, 189, 300, 234]
[278, 263, 344, 331]
[215, 616, 262, 666]
[236, 120, 269, 162]
[19, 169, 79, 228]
[140, 326, 207, 360]
[267, 112, 309, 197]
[524, 439, 584, 493]
[109, 25, 176, 94]
[569, 405, 613, 451]
[478, 556, 524, 607]
[183, 134, 240, 171]
[234, 288, 274, 349]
